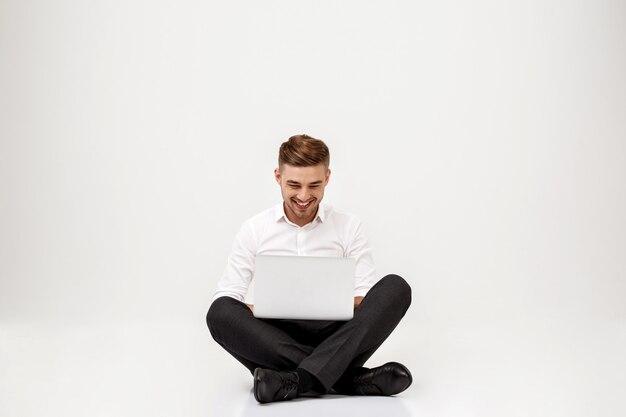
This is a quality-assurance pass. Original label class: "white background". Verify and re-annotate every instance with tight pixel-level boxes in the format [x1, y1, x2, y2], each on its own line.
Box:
[1, 1, 625, 416]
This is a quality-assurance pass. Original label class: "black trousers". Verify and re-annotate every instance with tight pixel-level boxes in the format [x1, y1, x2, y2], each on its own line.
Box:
[206, 274, 411, 392]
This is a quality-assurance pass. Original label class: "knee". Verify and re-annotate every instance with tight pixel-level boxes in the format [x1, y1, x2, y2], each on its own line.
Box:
[381, 274, 412, 311]
[206, 296, 236, 340]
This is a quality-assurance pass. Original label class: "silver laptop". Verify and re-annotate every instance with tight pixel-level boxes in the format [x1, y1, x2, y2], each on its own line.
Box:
[252, 255, 356, 320]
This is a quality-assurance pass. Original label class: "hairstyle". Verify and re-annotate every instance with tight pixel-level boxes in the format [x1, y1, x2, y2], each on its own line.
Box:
[278, 134, 330, 171]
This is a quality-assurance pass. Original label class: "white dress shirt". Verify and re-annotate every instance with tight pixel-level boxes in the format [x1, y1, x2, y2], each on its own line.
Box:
[212, 202, 378, 303]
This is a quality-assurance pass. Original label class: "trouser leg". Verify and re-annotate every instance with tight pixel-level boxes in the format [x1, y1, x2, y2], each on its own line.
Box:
[206, 296, 315, 374]
[297, 274, 412, 392]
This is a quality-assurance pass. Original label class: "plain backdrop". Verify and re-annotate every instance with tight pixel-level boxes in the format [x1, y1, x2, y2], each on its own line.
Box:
[1, 1, 625, 416]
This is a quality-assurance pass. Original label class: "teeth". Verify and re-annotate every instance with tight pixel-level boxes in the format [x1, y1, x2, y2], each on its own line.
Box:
[296, 200, 311, 206]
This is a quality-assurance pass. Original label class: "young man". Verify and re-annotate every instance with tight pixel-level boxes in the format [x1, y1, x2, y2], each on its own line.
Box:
[206, 134, 412, 403]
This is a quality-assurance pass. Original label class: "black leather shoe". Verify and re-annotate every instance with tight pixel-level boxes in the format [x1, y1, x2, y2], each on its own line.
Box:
[335, 362, 412, 396]
[253, 368, 300, 403]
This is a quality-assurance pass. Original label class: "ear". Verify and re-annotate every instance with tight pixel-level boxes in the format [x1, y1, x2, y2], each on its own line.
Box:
[325, 168, 331, 184]
[274, 168, 281, 184]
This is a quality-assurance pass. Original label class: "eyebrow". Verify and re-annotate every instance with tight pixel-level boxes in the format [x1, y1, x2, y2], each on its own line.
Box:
[286, 180, 323, 186]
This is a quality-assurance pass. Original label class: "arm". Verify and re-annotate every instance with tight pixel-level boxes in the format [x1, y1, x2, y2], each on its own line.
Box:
[347, 219, 378, 298]
[213, 222, 257, 303]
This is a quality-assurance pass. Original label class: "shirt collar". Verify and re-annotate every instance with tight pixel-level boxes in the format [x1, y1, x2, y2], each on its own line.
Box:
[274, 202, 326, 226]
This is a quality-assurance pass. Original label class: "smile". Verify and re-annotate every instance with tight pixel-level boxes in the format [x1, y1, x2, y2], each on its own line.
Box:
[293, 199, 314, 210]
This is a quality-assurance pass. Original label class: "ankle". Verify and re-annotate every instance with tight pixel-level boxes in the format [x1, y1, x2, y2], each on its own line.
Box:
[295, 368, 324, 394]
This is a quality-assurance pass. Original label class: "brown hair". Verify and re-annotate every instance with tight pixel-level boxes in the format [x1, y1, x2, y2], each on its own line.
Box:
[278, 134, 330, 170]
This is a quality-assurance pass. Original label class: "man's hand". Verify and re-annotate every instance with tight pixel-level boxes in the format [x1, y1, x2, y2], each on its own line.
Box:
[246, 304, 254, 313]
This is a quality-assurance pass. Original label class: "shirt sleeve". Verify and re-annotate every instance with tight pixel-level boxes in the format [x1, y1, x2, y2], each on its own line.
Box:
[212, 221, 257, 303]
[346, 219, 379, 297]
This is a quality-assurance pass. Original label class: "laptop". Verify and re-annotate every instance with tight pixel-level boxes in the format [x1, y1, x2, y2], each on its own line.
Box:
[252, 255, 356, 320]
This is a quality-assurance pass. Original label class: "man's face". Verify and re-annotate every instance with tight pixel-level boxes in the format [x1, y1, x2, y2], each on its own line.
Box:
[274, 163, 331, 227]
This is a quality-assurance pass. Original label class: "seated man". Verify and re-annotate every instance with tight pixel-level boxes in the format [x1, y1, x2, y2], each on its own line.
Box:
[206, 134, 412, 403]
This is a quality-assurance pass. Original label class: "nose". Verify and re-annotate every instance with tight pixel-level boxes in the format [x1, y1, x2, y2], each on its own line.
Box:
[297, 189, 310, 202]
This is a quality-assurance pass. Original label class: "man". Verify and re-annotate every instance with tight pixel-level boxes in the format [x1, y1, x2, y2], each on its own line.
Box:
[206, 134, 412, 403]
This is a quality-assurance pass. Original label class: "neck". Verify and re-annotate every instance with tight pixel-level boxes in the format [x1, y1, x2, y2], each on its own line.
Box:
[283, 202, 318, 227]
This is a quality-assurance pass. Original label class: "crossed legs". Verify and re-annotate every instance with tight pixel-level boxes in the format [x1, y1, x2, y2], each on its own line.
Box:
[206, 274, 412, 397]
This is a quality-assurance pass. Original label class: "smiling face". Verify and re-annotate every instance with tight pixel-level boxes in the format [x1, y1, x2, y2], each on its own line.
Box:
[274, 163, 331, 227]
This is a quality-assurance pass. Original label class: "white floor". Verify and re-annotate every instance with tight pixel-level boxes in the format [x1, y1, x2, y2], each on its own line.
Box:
[2, 317, 625, 417]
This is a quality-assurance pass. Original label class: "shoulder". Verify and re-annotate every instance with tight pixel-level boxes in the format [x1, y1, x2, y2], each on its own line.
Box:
[322, 204, 362, 228]
[239, 204, 281, 232]
[245, 204, 278, 223]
